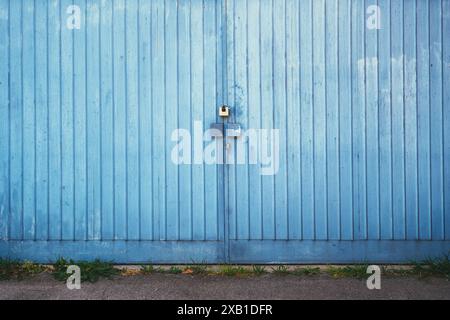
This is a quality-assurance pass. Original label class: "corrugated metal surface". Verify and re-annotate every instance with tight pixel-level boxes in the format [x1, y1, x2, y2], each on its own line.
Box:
[0, 0, 224, 245]
[227, 0, 450, 244]
[0, 0, 449, 263]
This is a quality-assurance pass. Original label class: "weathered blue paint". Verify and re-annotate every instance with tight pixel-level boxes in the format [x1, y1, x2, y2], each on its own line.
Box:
[225, 0, 450, 262]
[0, 0, 226, 262]
[0, 0, 449, 263]
[0, 240, 225, 263]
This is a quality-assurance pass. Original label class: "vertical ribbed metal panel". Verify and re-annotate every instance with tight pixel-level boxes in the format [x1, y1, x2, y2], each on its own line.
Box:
[0, 0, 449, 263]
[0, 0, 223, 242]
[227, 0, 450, 241]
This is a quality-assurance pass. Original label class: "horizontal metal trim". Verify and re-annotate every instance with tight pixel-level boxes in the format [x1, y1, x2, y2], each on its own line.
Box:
[2, 240, 450, 264]
[229, 240, 450, 264]
[0, 241, 225, 264]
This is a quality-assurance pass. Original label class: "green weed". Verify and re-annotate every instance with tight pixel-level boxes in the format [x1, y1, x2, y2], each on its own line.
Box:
[252, 265, 267, 275]
[271, 265, 290, 275]
[326, 265, 369, 279]
[53, 258, 119, 283]
[292, 266, 321, 276]
[0, 259, 45, 280]
[410, 254, 450, 280]
[218, 265, 251, 276]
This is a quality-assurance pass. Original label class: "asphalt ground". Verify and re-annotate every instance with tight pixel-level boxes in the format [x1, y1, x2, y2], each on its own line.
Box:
[0, 272, 449, 300]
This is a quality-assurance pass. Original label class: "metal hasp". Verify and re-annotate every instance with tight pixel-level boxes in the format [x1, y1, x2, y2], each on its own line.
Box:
[226, 123, 241, 137]
[210, 123, 241, 138]
[219, 105, 230, 117]
[209, 123, 224, 137]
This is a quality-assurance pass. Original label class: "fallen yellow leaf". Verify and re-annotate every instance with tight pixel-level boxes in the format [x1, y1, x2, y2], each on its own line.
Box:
[182, 268, 194, 275]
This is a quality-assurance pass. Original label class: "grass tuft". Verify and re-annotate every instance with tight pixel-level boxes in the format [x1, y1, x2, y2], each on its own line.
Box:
[325, 265, 369, 279]
[0, 259, 45, 281]
[183, 263, 208, 275]
[140, 265, 155, 274]
[410, 254, 450, 280]
[292, 266, 321, 276]
[252, 265, 267, 275]
[271, 265, 290, 275]
[52, 258, 119, 283]
[167, 266, 183, 274]
[217, 265, 251, 277]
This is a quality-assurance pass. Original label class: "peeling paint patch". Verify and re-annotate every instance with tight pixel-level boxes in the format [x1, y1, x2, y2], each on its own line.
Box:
[0, 8, 7, 20]
[391, 55, 404, 69]
[87, 3, 100, 25]
[357, 57, 379, 71]
[404, 57, 417, 99]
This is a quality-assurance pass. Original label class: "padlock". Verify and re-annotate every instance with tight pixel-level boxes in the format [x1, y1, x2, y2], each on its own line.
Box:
[219, 105, 230, 117]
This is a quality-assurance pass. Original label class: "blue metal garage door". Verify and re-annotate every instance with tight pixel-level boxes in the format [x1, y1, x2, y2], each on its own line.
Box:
[0, 0, 449, 263]
[0, 0, 226, 263]
[226, 0, 450, 263]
